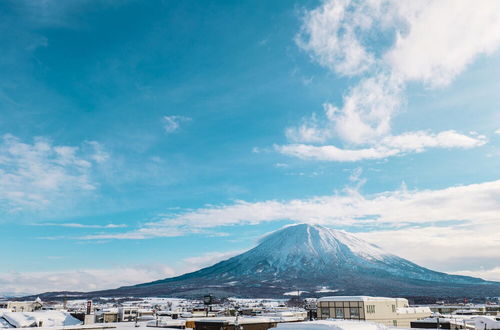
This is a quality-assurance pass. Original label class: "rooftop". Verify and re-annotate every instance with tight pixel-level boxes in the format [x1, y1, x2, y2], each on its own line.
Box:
[317, 296, 405, 302]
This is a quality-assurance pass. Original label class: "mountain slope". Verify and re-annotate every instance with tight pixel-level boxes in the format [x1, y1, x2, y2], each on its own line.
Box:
[35, 224, 500, 299]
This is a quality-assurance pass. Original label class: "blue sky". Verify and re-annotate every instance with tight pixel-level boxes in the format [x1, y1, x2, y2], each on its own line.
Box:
[1, 0, 500, 295]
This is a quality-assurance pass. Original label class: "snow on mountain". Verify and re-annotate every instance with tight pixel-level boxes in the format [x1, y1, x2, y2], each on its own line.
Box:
[257, 223, 389, 262]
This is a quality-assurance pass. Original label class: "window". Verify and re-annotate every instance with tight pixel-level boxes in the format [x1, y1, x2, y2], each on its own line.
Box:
[335, 308, 344, 318]
[392, 305, 396, 313]
[350, 307, 360, 318]
[321, 308, 330, 318]
[393, 320, 398, 326]
[366, 305, 375, 314]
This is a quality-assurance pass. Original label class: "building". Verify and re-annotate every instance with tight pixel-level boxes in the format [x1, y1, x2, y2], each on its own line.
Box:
[316, 296, 431, 327]
[0, 298, 43, 312]
[188, 317, 277, 330]
[427, 304, 500, 315]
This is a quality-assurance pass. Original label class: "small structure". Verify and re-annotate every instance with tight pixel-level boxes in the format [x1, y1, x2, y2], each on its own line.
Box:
[147, 318, 186, 328]
[474, 316, 500, 330]
[316, 296, 431, 327]
[187, 317, 277, 330]
[0, 298, 43, 313]
[411, 316, 475, 329]
[119, 307, 138, 322]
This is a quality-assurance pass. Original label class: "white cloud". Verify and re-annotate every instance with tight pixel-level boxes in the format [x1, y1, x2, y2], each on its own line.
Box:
[381, 130, 487, 151]
[0, 135, 108, 212]
[277, 130, 486, 162]
[86, 179, 500, 235]
[329, 74, 402, 144]
[296, 0, 379, 76]
[285, 0, 500, 159]
[386, 0, 500, 87]
[0, 264, 176, 295]
[357, 226, 500, 280]
[495, 128, 500, 135]
[276, 143, 398, 162]
[163, 115, 191, 133]
[285, 111, 333, 144]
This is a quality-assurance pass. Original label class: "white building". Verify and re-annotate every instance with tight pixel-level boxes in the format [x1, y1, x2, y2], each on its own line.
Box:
[316, 296, 431, 327]
[0, 298, 43, 313]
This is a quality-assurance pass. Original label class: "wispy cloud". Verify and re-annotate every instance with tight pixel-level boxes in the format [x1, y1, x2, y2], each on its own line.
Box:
[279, 0, 500, 161]
[162, 115, 191, 133]
[0, 251, 247, 295]
[0, 264, 176, 295]
[34, 223, 127, 229]
[277, 130, 487, 162]
[0, 134, 108, 212]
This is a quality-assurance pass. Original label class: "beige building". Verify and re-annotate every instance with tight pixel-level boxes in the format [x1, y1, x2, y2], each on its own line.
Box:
[316, 296, 431, 328]
[0, 298, 43, 312]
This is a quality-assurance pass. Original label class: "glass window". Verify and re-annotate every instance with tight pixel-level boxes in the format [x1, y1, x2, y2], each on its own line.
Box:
[350, 308, 360, 318]
[335, 308, 344, 318]
[321, 308, 330, 318]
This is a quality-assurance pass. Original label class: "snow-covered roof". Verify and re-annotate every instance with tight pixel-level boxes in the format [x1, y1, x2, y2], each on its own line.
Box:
[1, 311, 81, 328]
[396, 307, 431, 314]
[318, 296, 403, 302]
[276, 320, 401, 329]
[189, 317, 274, 324]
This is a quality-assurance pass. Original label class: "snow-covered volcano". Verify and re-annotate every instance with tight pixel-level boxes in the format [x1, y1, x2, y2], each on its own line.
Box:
[35, 224, 500, 299]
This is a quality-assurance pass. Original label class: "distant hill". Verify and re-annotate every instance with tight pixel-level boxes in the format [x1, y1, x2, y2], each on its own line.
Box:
[31, 224, 500, 299]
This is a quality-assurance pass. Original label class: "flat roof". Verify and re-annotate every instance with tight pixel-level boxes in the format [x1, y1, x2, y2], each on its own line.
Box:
[193, 317, 274, 324]
[317, 296, 405, 302]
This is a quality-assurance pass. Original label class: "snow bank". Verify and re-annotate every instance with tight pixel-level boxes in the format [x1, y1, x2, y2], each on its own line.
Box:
[1, 311, 81, 328]
[474, 316, 500, 329]
[276, 320, 394, 330]
[0, 318, 13, 329]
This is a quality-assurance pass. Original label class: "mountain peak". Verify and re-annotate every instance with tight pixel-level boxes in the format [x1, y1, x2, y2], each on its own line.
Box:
[257, 223, 389, 262]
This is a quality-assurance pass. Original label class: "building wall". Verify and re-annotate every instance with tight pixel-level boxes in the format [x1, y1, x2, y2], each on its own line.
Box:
[119, 307, 138, 322]
[317, 297, 430, 328]
[317, 300, 365, 320]
[5, 301, 41, 312]
[103, 313, 118, 323]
